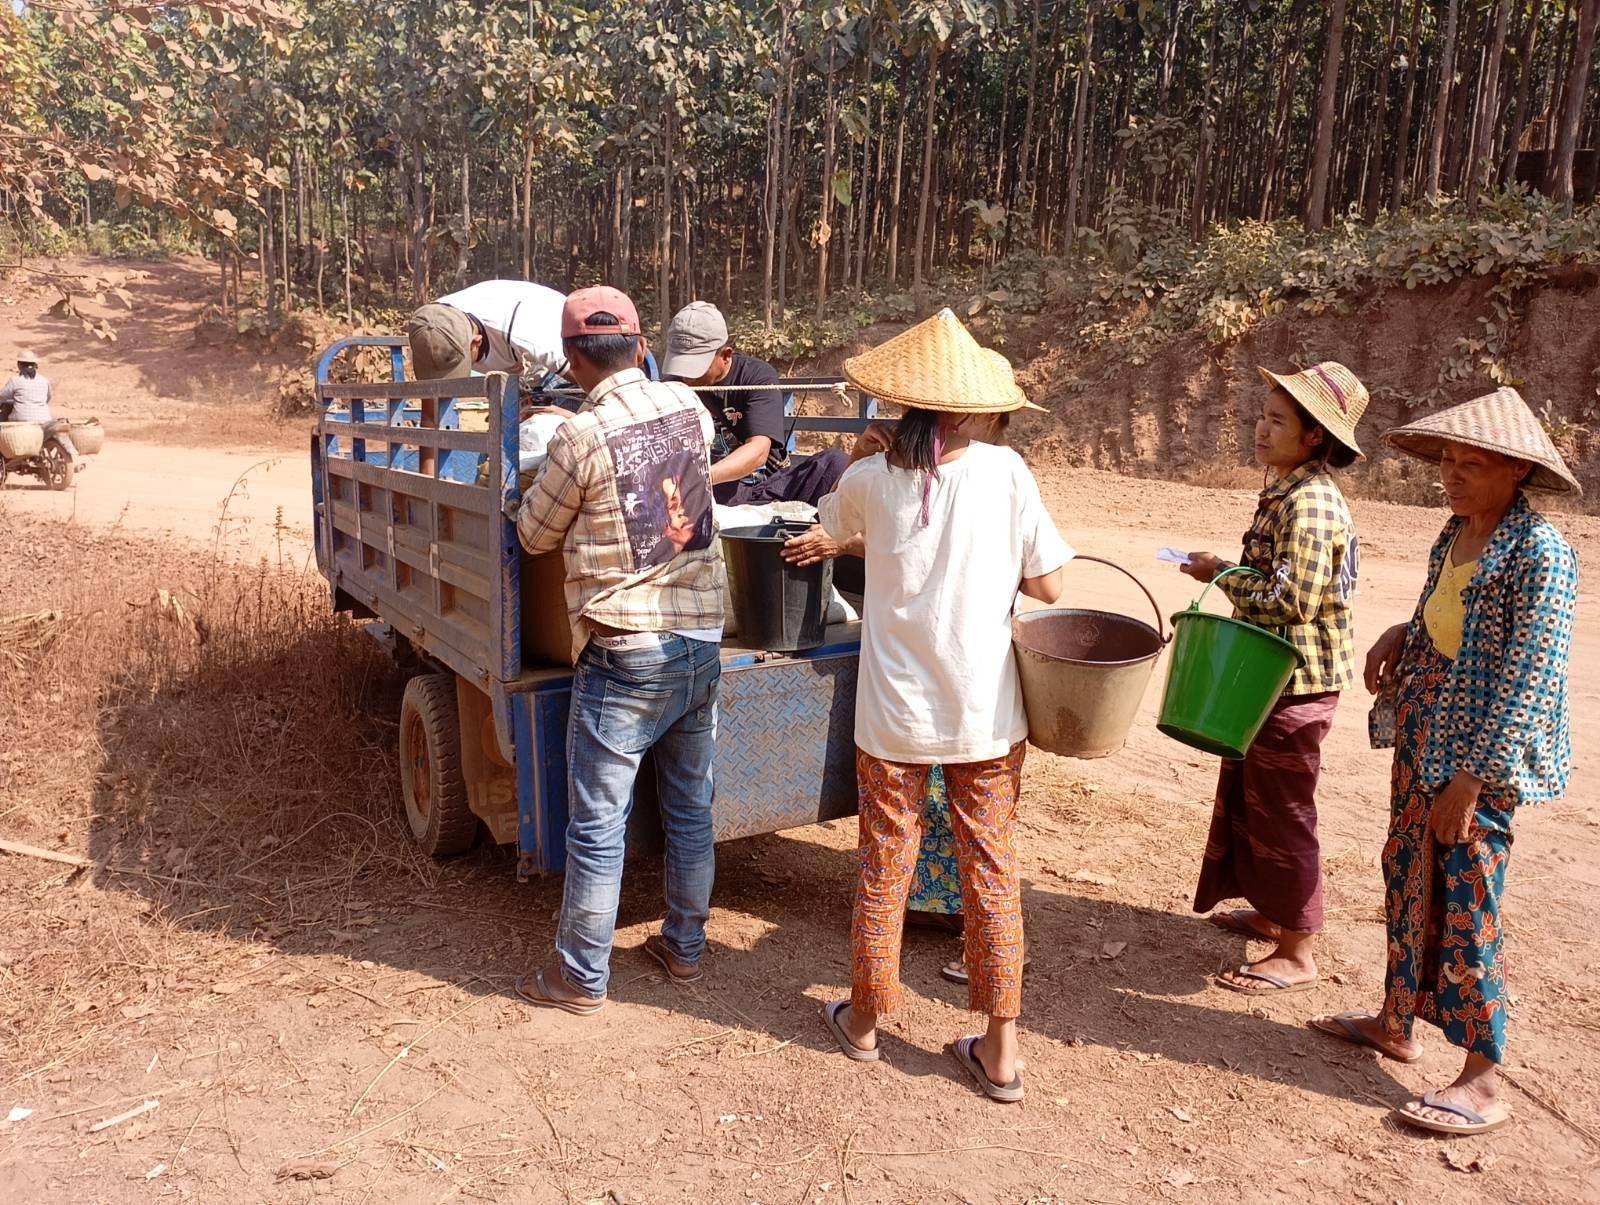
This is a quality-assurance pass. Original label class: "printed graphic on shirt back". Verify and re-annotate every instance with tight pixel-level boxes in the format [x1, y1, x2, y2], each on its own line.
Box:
[607, 408, 714, 571]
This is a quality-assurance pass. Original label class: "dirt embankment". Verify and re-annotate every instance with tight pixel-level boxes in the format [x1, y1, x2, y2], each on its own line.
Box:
[803, 276, 1600, 509]
[1010, 273, 1600, 508]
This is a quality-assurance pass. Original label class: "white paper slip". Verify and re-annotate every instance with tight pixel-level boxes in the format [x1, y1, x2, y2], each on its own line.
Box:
[1156, 548, 1192, 566]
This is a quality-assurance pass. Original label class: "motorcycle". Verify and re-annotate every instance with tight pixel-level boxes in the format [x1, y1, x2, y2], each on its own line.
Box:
[0, 410, 80, 491]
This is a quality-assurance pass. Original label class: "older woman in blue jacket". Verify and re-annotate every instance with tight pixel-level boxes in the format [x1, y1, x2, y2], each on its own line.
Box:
[1312, 388, 1580, 1137]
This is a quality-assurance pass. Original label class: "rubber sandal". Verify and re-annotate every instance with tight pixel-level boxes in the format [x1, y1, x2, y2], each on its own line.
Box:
[1208, 909, 1279, 939]
[643, 935, 704, 984]
[1308, 1013, 1422, 1064]
[939, 954, 1031, 986]
[1214, 964, 1319, 995]
[514, 967, 605, 1016]
[1393, 1090, 1512, 1136]
[821, 999, 879, 1062]
[952, 1036, 1025, 1103]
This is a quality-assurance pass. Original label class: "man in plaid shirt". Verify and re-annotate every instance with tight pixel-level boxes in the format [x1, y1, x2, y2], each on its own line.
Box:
[510, 286, 726, 1015]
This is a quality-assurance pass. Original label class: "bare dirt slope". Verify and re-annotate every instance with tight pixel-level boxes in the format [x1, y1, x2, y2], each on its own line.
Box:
[3, 257, 1598, 1203]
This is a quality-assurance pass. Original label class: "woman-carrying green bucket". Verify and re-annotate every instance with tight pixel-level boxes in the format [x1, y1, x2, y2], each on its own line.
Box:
[1157, 566, 1306, 759]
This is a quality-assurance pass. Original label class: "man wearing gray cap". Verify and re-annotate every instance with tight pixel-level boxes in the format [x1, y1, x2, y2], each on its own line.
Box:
[405, 279, 568, 383]
[662, 301, 847, 508]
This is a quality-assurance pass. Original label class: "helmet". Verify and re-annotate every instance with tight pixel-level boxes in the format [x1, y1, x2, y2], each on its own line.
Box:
[16, 349, 38, 365]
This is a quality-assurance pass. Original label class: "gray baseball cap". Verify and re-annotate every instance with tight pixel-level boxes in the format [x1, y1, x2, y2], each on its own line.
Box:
[406, 303, 473, 380]
[661, 302, 729, 380]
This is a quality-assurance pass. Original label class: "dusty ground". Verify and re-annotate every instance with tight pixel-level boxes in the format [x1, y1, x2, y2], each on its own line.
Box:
[3, 259, 1599, 1204]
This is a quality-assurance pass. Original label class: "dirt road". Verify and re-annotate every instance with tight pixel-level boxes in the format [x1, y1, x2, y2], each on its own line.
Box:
[1, 439, 312, 562]
[4, 429, 1597, 1204]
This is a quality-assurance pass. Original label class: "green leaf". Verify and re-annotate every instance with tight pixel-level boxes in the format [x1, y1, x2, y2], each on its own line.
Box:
[831, 167, 852, 208]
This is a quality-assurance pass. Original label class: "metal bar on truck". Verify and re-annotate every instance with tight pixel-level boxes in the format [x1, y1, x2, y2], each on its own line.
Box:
[327, 422, 493, 454]
[321, 379, 491, 401]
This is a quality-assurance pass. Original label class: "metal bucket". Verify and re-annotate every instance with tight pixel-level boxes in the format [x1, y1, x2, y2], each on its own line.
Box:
[1012, 556, 1169, 758]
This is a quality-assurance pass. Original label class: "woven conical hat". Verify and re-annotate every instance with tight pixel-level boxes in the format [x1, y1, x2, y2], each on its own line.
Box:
[1258, 361, 1368, 457]
[1380, 387, 1581, 495]
[844, 309, 1044, 413]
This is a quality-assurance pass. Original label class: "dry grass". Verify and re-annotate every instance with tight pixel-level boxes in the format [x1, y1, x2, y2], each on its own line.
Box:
[0, 512, 414, 1078]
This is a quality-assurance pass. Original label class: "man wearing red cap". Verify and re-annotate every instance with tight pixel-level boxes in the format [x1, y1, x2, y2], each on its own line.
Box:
[508, 285, 726, 1014]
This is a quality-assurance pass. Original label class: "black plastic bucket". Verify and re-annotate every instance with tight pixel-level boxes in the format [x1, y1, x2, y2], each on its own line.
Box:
[721, 521, 834, 652]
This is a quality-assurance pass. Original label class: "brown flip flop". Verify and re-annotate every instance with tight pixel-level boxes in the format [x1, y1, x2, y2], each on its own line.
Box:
[514, 967, 605, 1016]
[1308, 1012, 1422, 1063]
[1214, 965, 1318, 995]
[1208, 909, 1279, 939]
[1393, 1091, 1512, 1136]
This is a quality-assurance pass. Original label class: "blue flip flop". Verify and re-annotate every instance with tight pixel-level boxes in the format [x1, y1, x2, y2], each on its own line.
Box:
[1394, 1090, 1512, 1136]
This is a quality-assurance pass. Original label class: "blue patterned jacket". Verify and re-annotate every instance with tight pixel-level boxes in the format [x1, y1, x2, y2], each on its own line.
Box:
[1395, 494, 1578, 804]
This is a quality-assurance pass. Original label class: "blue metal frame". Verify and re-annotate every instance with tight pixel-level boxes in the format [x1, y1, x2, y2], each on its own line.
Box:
[312, 335, 884, 878]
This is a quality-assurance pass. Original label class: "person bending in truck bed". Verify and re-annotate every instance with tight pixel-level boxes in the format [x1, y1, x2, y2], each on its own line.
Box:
[505, 286, 726, 1016]
[405, 279, 568, 383]
[661, 301, 847, 507]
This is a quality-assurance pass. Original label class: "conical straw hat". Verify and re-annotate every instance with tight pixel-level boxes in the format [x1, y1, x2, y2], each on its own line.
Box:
[1258, 361, 1368, 458]
[844, 309, 1045, 413]
[1381, 387, 1581, 495]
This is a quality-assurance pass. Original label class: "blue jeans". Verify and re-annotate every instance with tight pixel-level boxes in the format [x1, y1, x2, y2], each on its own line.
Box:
[556, 634, 721, 998]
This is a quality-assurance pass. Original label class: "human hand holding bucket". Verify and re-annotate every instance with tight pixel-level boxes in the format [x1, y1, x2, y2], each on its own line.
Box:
[1156, 566, 1307, 760]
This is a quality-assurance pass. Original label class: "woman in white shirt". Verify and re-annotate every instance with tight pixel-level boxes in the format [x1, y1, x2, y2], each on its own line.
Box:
[815, 311, 1071, 1103]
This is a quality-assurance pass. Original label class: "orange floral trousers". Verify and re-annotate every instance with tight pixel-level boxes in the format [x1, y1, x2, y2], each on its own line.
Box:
[851, 743, 1026, 1019]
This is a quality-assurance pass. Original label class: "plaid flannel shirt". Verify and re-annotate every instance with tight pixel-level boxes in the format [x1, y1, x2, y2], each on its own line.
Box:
[1217, 461, 1358, 695]
[514, 368, 725, 660]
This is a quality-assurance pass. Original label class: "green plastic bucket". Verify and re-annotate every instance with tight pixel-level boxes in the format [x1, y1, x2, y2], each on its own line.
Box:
[1156, 566, 1306, 760]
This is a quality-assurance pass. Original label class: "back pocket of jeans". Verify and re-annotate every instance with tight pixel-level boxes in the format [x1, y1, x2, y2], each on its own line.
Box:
[597, 678, 674, 756]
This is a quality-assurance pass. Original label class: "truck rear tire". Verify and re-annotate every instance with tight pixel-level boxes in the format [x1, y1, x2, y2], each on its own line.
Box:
[399, 673, 477, 858]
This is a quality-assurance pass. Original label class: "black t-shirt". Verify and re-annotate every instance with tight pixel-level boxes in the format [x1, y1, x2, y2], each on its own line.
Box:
[696, 353, 787, 475]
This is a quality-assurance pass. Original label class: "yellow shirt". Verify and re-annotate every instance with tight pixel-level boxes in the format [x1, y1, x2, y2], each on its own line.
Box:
[1423, 553, 1478, 660]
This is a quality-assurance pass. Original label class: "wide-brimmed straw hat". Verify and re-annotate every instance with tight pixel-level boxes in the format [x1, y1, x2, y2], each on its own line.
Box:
[1257, 361, 1368, 459]
[844, 309, 1045, 414]
[1381, 386, 1582, 495]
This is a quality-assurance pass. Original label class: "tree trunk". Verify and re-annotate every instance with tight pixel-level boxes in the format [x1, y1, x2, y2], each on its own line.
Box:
[1191, 10, 1219, 239]
[912, 43, 940, 308]
[1390, 0, 1426, 211]
[887, 56, 909, 286]
[342, 183, 353, 323]
[1425, 0, 1462, 201]
[762, 45, 780, 327]
[409, 141, 427, 304]
[1067, 4, 1098, 251]
[776, 40, 795, 317]
[1443, 5, 1483, 194]
[815, 63, 839, 323]
[1466, 0, 1513, 214]
[1259, 3, 1307, 220]
[1500, 0, 1546, 187]
[1305, 0, 1348, 231]
[1548, 0, 1600, 210]
[659, 103, 674, 339]
[1017, 0, 1043, 205]
[620, 164, 633, 292]
[1363, 0, 1403, 221]
[280, 183, 292, 313]
[455, 148, 471, 286]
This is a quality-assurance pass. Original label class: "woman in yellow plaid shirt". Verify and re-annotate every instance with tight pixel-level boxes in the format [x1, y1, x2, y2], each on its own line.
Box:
[1181, 362, 1368, 996]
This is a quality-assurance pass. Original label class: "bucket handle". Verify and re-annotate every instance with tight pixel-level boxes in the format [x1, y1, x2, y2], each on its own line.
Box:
[1071, 555, 1171, 644]
[1190, 564, 1266, 613]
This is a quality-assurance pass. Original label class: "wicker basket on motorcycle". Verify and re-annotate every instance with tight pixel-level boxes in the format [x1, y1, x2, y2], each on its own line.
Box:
[0, 423, 45, 458]
[71, 421, 106, 456]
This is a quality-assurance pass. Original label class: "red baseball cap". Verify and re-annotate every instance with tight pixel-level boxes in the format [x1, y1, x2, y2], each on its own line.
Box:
[561, 286, 641, 338]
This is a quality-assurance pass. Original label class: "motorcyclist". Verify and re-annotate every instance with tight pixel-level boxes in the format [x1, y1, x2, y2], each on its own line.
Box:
[0, 351, 81, 465]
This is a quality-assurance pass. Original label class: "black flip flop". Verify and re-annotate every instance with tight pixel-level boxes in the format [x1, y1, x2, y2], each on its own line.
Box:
[821, 999, 879, 1062]
[514, 967, 605, 1016]
[951, 1036, 1025, 1103]
[1308, 1012, 1422, 1063]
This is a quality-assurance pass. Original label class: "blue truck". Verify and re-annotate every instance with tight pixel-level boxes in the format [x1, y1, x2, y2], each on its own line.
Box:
[311, 337, 877, 877]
